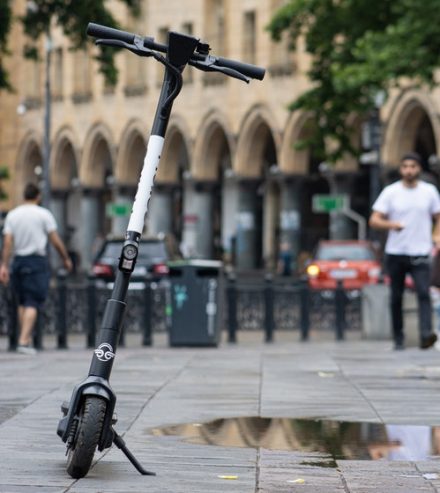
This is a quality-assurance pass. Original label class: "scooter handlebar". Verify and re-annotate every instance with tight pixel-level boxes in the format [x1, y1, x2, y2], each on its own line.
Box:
[87, 22, 135, 45]
[215, 56, 265, 81]
[87, 22, 265, 81]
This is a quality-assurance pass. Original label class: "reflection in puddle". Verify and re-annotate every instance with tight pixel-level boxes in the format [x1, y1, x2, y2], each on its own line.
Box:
[149, 417, 440, 461]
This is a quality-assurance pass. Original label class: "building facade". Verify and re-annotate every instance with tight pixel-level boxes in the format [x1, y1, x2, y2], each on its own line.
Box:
[1, 0, 439, 271]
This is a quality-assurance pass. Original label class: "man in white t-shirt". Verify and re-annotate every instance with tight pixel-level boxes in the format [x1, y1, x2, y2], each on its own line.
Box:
[370, 152, 440, 350]
[0, 183, 72, 354]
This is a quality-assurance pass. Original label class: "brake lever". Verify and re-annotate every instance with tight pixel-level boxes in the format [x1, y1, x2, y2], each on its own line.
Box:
[189, 59, 250, 83]
[95, 38, 155, 58]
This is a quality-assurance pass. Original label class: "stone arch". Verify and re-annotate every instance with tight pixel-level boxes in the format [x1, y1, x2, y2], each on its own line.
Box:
[15, 131, 43, 200]
[280, 111, 318, 175]
[157, 118, 191, 184]
[116, 119, 147, 186]
[383, 90, 439, 168]
[51, 126, 80, 190]
[335, 113, 362, 172]
[193, 110, 234, 180]
[235, 105, 281, 177]
[80, 122, 116, 187]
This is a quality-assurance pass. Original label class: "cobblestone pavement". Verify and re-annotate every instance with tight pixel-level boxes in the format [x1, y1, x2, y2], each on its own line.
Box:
[1, 330, 440, 492]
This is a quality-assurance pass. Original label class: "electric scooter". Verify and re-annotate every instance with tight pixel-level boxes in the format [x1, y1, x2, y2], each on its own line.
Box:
[57, 21, 265, 479]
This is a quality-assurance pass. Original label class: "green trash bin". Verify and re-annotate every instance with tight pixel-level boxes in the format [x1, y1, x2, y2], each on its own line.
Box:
[167, 260, 223, 346]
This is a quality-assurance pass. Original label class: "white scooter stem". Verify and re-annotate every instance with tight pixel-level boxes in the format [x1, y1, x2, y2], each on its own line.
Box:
[127, 135, 165, 235]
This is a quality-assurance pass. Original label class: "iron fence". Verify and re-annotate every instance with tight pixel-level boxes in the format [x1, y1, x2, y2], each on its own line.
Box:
[0, 272, 362, 349]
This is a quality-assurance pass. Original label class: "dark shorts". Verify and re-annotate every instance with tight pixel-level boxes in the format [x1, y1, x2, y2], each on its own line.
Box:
[11, 255, 50, 308]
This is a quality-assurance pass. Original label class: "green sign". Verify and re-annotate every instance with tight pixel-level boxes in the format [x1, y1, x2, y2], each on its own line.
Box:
[312, 194, 348, 213]
[106, 203, 132, 217]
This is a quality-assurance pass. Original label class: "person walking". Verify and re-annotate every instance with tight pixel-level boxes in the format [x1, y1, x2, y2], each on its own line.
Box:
[0, 183, 73, 354]
[369, 152, 440, 350]
[277, 241, 293, 277]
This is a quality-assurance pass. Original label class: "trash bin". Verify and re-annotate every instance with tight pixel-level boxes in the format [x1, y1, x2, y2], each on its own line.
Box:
[361, 284, 391, 340]
[167, 260, 223, 346]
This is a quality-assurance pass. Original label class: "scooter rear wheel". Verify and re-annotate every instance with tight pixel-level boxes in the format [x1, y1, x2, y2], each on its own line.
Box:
[66, 396, 107, 479]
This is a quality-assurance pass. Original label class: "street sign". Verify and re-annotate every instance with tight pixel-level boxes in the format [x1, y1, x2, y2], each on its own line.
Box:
[360, 150, 379, 165]
[312, 194, 348, 213]
[106, 202, 132, 217]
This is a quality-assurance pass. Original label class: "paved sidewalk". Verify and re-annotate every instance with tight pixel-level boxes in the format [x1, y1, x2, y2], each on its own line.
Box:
[1, 330, 440, 492]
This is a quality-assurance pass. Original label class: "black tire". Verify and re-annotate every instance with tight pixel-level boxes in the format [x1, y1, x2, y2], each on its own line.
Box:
[66, 396, 107, 479]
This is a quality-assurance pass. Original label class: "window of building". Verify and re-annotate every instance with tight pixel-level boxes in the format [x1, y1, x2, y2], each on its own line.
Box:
[204, 0, 227, 85]
[242, 11, 256, 64]
[52, 47, 63, 100]
[124, 14, 147, 97]
[205, 0, 226, 56]
[72, 48, 92, 103]
[181, 22, 194, 83]
[270, 0, 296, 77]
[156, 26, 169, 86]
[24, 57, 41, 109]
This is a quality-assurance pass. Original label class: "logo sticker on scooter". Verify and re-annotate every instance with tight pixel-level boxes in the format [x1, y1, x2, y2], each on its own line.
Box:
[94, 343, 115, 362]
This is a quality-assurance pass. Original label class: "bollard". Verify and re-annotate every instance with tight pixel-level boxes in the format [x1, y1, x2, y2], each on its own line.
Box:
[87, 273, 97, 348]
[264, 273, 275, 343]
[33, 309, 44, 350]
[142, 280, 153, 346]
[226, 272, 237, 343]
[299, 277, 310, 341]
[56, 269, 68, 349]
[8, 287, 18, 351]
[335, 280, 346, 340]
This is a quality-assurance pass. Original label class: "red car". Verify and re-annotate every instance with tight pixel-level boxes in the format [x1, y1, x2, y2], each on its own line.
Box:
[306, 240, 381, 290]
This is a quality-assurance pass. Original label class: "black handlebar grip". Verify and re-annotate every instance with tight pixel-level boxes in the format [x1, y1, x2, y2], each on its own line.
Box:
[216, 56, 265, 81]
[87, 22, 135, 44]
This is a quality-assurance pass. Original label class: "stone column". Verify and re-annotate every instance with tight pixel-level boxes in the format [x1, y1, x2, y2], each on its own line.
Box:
[147, 186, 173, 236]
[50, 190, 67, 240]
[49, 190, 67, 270]
[80, 189, 100, 268]
[111, 186, 135, 236]
[221, 174, 239, 264]
[181, 181, 214, 258]
[280, 178, 302, 270]
[236, 180, 260, 270]
[329, 174, 354, 240]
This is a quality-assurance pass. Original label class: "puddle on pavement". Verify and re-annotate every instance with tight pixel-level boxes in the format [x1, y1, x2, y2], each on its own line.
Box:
[148, 417, 440, 461]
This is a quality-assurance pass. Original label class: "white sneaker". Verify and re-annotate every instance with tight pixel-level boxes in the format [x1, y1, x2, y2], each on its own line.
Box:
[16, 345, 37, 355]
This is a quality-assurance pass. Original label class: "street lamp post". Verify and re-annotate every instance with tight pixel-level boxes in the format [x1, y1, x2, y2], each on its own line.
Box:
[368, 109, 381, 212]
[361, 91, 385, 240]
[26, 1, 52, 208]
[368, 91, 386, 212]
[41, 30, 52, 210]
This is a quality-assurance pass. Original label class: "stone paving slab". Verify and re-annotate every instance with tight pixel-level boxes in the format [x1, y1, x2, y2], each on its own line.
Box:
[1, 331, 440, 492]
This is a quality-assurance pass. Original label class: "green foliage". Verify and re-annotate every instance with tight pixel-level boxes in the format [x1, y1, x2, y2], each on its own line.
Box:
[267, 0, 440, 162]
[0, 165, 10, 200]
[0, 0, 12, 91]
[0, 0, 141, 90]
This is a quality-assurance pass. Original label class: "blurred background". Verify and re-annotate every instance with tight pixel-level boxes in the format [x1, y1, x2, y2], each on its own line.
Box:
[1, 0, 439, 276]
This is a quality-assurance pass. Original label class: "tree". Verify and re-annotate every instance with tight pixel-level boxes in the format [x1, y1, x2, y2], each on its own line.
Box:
[0, 0, 12, 91]
[267, 0, 440, 162]
[0, 0, 140, 91]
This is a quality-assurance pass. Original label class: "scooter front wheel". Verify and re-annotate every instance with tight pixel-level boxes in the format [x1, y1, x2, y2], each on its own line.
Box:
[66, 396, 107, 479]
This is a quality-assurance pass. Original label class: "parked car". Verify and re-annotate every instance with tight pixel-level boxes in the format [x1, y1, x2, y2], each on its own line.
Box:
[306, 240, 381, 291]
[92, 234, 181, 283]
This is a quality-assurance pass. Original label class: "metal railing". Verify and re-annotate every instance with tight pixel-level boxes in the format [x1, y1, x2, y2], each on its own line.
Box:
[0, 272, 362, 350]
[224, 275, 361, 343]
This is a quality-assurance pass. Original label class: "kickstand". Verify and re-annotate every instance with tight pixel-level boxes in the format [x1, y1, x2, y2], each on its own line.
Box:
[112, 429, 156, 476]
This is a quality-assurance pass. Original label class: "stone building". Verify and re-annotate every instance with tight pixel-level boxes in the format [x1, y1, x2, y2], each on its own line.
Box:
[0, 0, 439, 271]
